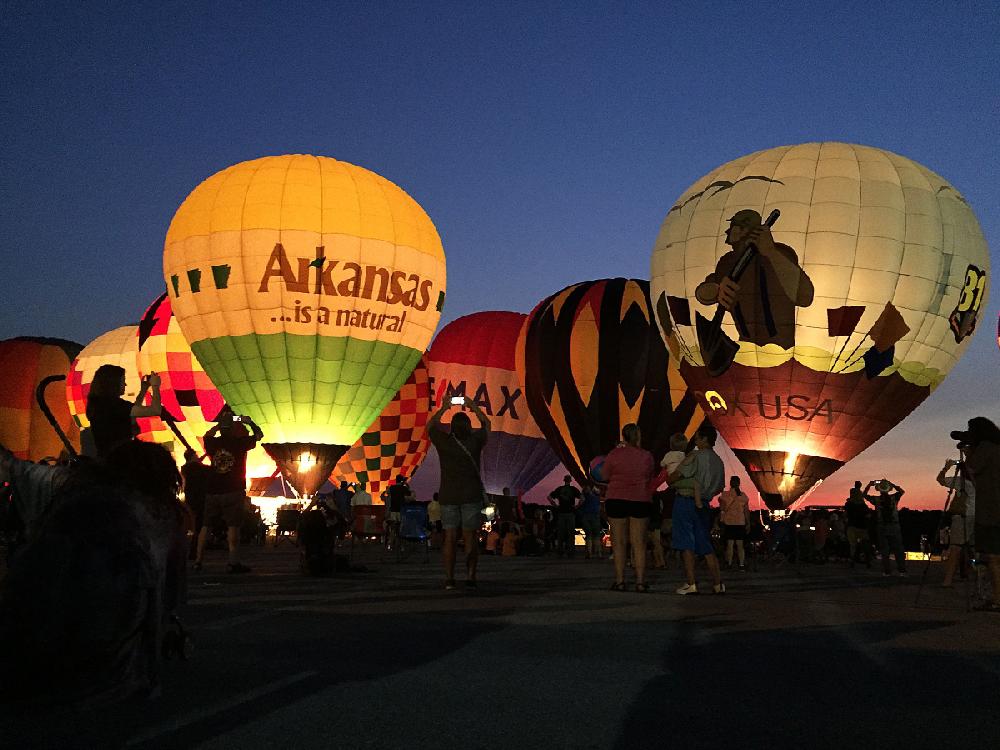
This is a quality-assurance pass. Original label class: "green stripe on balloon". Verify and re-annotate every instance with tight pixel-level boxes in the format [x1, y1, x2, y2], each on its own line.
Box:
[191, 334, 422, 446]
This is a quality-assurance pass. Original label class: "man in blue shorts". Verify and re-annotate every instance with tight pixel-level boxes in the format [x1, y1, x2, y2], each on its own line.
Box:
[669, 423, 726, 595]
[428, 396, 491, 590]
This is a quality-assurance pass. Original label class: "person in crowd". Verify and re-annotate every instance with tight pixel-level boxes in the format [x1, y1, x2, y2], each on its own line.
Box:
[862, 478, 907, 577]
[548, 474, 581, 557]
[333, 480, 354, 524]
[428, 491, 442, 532]
[579, 481, 603, 560]
[351, 481, 373, 508]
[194, 407, 263, 574]
[953, 417, 1000, 611]
[844, 481, 872, 568]
[670, 423, 726, 595]
[647, 489, 666, 569]
[602, 423, 656, 592]
[659, 432, 699, 507]
[501, 523, 521, 557]
[718, 475, 750, 570]
[85, 364, 163, 460]
[486, 523, 500, 554]
[828, 511, 846, 559]
[936, 454, 974, 588]
[385, 474, 415, 526]
[428, 396, 490, 591]
[0, 440, 187, 711]
[181, 448, 210, 560]
[497, 486, 517, 524]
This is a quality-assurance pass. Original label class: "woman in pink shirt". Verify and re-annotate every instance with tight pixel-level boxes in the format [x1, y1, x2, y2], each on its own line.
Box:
[718, 476, 750, 570]
[602, 423, 656, 592]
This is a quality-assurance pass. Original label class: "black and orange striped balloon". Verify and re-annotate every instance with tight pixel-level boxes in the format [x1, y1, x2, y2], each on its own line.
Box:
[517, 278, 703, 484]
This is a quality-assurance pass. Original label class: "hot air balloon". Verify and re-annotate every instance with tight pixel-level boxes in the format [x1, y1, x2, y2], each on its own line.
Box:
[650, 142, 990, 507]
[65, 323, 176, 455]
[517, 279, 704, 485]
[420, 311, 560, 496]
[0, 337, 82, 460]
[135, 293, 275, 477]
[162, 155, 446, 494]
[331, 355, 432, 497]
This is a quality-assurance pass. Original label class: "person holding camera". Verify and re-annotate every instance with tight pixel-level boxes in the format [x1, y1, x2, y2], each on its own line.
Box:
[936, 455, 975, 587]
[85, 364, 163, 460]
[862, 477, 907, 577]
[952, 417, 1000, 611]
[428, 396, 491, 590]
[193, 406, 263, 574]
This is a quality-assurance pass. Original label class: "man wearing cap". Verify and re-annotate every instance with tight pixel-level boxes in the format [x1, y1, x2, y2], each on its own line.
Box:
[695, 209, 814, 349]
[952, 417, 1000, 611]
[862, 478, 907, 577]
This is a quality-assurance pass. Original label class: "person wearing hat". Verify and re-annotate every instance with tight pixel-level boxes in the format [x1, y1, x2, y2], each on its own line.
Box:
[862, 477, 907, 577]
[695, 209, 814, 349]
[952, 417, 1000, 611]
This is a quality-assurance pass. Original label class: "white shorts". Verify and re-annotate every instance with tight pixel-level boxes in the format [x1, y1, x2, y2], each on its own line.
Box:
[949, 515, 973, 546]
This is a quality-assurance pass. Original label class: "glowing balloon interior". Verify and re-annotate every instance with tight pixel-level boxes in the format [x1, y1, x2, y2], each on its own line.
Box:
[162, 154, 446, 494]
[650, 142, 990, 506]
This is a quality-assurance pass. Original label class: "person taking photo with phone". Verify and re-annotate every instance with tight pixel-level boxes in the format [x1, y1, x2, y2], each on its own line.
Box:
[193, 405, 263, 574]
[428, 396, 490, 590]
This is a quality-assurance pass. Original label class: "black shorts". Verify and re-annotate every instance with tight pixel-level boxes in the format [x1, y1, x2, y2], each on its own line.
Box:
[605, 499, 652, 520]
[723, 524, 747, 541]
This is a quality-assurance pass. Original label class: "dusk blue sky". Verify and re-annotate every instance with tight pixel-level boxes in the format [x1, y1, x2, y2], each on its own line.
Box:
[2, 2, 997, 506]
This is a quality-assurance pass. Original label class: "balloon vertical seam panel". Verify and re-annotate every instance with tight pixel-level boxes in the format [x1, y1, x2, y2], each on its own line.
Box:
[163, 154, 445, 449]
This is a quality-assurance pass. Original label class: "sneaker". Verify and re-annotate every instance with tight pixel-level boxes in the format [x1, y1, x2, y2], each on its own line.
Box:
[192, 562, 202, 572]
[445, 579, 457, 590]
[465, 579, 478, 590]
[738, 564, 746, 572]
[227, 563, 251, 574]
[882, 572, 892, 577]
[675, 583, 698, 595]
[713, 583, 726, 594]
[896, 571, 908, 578]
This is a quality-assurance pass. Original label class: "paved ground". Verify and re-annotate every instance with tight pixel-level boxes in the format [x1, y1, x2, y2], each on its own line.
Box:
[6, 543, 1000, 749]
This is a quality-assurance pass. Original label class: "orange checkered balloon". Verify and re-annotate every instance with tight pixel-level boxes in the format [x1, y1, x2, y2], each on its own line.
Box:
[331, 356, 431, 496]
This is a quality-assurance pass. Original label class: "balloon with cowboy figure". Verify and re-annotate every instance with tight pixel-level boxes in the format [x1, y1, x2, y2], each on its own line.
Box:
[517, 278, 704, 486]
[650, 142, 990, 507]
[162, 155, 447, 494]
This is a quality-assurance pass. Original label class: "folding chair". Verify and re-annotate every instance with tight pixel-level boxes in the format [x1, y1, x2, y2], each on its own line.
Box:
[396, 502, 431, 563]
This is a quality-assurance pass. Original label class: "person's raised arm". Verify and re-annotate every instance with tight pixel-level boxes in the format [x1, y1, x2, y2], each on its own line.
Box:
[130, 372, 163, 418]
[861, 481, 877, 507]
[243, 415, 264, 443]
[464, 397, 491, 433]
[427, 401, 450, 430]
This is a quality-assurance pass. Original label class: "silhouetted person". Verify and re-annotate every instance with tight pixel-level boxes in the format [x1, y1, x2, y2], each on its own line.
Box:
[194, 408, 263, 573]
[548, 474, 581, 557]
[181, 448, 210, 559]
[85, 364, 163, 460]
[954, 417, 1000, 611]
[863, 478, 906, 576]
[428, 396, 490, 590]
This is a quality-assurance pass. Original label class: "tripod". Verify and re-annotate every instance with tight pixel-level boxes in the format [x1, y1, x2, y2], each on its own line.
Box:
[914, 456, 974, 610]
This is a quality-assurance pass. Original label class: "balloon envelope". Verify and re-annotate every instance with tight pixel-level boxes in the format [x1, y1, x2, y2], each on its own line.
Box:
[135, 293, 275, 477]
[650, 142, 990, 506]
[331, 355, 432, 497]
[518, 278, 704, 485]
[162, 155, 446, 494]
[0, 337, 82, 460]
[67, 325, 142, 431]
[424, 311, 560, 495]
